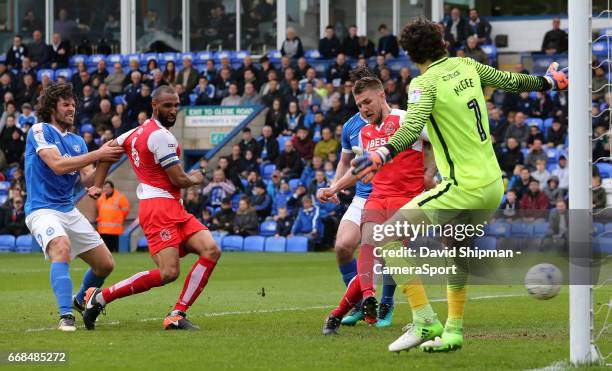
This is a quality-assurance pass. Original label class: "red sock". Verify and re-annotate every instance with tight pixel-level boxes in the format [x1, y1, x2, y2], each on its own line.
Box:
[331, 276, 363, 318]
[102, 269, 163, 304]
[358, 243, 376, 298]
[173, 256, 217, 312]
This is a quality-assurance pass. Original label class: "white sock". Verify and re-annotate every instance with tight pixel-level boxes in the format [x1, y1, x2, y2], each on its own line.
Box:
[95, 292, 106, 305]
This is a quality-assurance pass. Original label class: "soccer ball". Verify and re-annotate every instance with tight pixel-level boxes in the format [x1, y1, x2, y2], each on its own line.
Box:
[524, 263, 563, 300]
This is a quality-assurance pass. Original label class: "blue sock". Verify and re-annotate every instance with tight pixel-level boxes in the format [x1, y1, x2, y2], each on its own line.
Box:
[50, 262, 73, 316]
[380, 274, 396, 306]
[75, 268, 106, 304]
[339, 259, 357, 287]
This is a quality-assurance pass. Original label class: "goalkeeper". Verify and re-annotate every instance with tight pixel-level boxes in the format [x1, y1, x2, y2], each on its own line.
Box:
[353, 18, 568, 353]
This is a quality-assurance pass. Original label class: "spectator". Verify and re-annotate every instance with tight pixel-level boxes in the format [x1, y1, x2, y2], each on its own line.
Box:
[546, 120, 566, 148]
[443, 7, 469, 54]
[18, 103, 36, 128]
[177, 56, 199, 93]
[240, 82, 262, 105]
[202, 59, 217, 84]
[183, 187, 203, 217]
[505, 111, 530, 147]
[127, 84, 152, 123]
[319, 25, 341, 59]
[227, 145, 242, 183]
[218, 81, 241, 105]
[525, 139, 547, 171]
[148, 69, 168, 91]
[234, 56, 259, 86]
[198, 208, 213, 228]
[293, 126, 315, 161]
[273, 180, 293, 214]
[281, 27, 305, 60]
[498, 137, 524, 175]
[27, 30, 49, 68]
[17, 57, 36, 82]
[16, 74, 38, 108]
[211, 197, 235, 233]
[520, 179, 549, 219]
[593, 66, 607, 101]
[202, 169, 237, 207]
[0, 196, 28, 236]
[467, 8, 492, 44]
[238, 127, 260, 157]
[384, 79, 402, 107]
[251, 182, 272, 220]
[284, 100, 302, 133]
[308, 169, 329, 195]
[258, 125, 279, 164]
[593, 174, 607, 209]
[290, 195, 323, 244]
[543, 199, 568, 251]
[266, 98, 288, 136]
[532, 92, 554, 119]
[104, 63, 126, 95]
[327, 53, 351, 87]
[95, 180, 130, 252]
[527, 124, 545, 147]
[0, 121, 24, 166]
[276, 140, 303, 179]
[543, 176, 563, 205]
[240, 150, 259, 176]
[174, 83, 190, 106]
[376, 24, 399, 58]
[92, 99, 114, 131]
[551, 155, 569, 193]
[258, 55, 277, 83]
[91, 59, 109, 82]
[356, 35, 376, 59]
[274, 207, 294, 237]
[48, 32, 70, 69]
[266, 170, 282, 200]
[82, 131, 98, 152]
[500, 189, 519, 219]
[298, 81, 322, 113]
[193, 77, 215, 105]
[301, 155, 324, 186]
[326, 96, 348, 127]
[464, 36, 488, 65]
[512, 167, 533, 200]
[5, 35, 28, 70]
[515, 91, 536, 116]
[340, 80, 358, 115]
[341, 25, 360, 58]
[541, 18, 568, 54]
[76, 85, 98, 124]
[531, 159, 550, 190]
[162, 60, 178, 86]
[295, 57, 311, 80]
[215, 67, 234, 103]
[314, 127, 338, 159]
[233, 196, 259, 237]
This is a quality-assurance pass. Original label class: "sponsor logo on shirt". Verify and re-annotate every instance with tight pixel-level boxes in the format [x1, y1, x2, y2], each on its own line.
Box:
[408, 89, 422, 104]
[73, 144, 81, 153]
[160, 229, 171, 241]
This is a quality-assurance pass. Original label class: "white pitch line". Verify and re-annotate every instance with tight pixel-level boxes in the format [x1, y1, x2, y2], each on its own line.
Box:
[19, 293, 523, 333]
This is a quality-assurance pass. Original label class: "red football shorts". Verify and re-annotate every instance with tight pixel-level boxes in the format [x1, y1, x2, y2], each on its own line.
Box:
[139, 198, 207, 257]
[361, 195, 415, 225]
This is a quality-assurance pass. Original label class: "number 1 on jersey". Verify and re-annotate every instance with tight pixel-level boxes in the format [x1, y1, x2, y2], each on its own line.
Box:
[467, 98, 487, 142]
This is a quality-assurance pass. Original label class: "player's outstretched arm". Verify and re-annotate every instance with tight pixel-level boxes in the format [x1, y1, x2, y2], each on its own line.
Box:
[38, 140, 124, 176]
[165, 163, 204, 189]
[464, 58, 567, 92]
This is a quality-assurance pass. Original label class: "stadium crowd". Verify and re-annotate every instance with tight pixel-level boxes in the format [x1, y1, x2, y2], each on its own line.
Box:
[0, 8, 608, 251]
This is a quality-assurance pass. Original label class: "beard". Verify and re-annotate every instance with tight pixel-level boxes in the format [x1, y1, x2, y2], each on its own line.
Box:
[158, 114, 176, 128]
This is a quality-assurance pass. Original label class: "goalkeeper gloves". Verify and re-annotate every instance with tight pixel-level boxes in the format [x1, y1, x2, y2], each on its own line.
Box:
[544, 62, 568, 91]
[351, 148, 391, 184]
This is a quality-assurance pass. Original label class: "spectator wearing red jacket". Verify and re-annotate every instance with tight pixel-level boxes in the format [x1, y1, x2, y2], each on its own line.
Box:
[519, 179, 549, 220]
[292, 126, 314, 161]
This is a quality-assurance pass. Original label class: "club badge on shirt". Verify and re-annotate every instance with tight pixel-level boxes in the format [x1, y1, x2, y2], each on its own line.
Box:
[408, 89, 422, 104]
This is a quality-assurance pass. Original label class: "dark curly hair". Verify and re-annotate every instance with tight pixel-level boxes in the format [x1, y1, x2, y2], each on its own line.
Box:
[36, 83, 78, 123]
[400, 17, 447, 65]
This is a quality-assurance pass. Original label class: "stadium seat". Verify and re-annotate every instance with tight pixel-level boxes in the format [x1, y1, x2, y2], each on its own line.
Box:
[533, 222, 550, 237]
[267, 50, 282, 62]
[595, 233, 612, 254]
[0, 181, 10, 195]
[543, 118, 555, 132]
[160, 52, 178, 64]
[55, 68, 72, 81]
[262, 164, 276, 180]
[520, 148, 530, 159]
[86, 54, 105, 68]
[599, 27, 612, 36]
[310, 60, 330, 76]
[289, 179, 301, 192]
[195, 51, 215, 65]
[510, 222, 533, 237]
[213, 207, 221, 216]
[259, 220, 277, 237]
[232, 193, 243, 210]
[180, 52, 194, 61]
[596, 163, 612, 179]
[215, 50, 231, 62]
[69, 54, 86, 67]
[243, 236, 265, 252]
[222, 235, 244, 251]
[474, 236, 496, 250]
[0, 195, 7, 205]
[484, 220, 509, 237]
[305, 49, 321, 59]
[136, 236, 148, 251]
[286, 236, 309, 252]
[277, 136, 293, 152]
[546, 148, 559, 164]
[15, 235, 33, 253]
[525, 118, 543, 131]
[126, 53, 141, 65]
[80, 123, 95, 135]
[0, 235, 15, 253]
[106, 54, 124, 65]
[113, 95, 126, 106]
[593, 222, 605, 236]
[605, 222, 612, 233]
[37, 69, 54, 82]
[232, 50, 250, 62]
[265, 236, 286, 252]
[480, 44, 497, 60]
[189, 94, 197, 106]
[593, 41, 608, 57]
[546, 163, 557, 173]
[211, 232, 224, 248]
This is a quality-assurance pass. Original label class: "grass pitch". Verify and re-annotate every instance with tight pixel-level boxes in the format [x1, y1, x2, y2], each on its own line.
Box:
[0, 252, 610, 370]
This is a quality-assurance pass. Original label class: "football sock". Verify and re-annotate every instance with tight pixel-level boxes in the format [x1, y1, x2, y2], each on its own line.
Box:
[338, 259, 357, 287]
[400, 278, 435, 323]
[75, 268, 105, 304]
[100, 269, 163, 305]
[50, 262, 73, 316]
[174, 257, 217, 312]
[446, 256, 468, 331]
[331, 276, 363, 318]
[357, 243, 376, 298]
[380, 273, 396, 306]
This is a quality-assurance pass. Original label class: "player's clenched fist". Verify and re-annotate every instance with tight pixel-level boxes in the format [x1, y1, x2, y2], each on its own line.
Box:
[188, 169, 205, 185]
[351, 148, 390, 184]
[316, 187, 339, 204]
[87, 185, 102, 199]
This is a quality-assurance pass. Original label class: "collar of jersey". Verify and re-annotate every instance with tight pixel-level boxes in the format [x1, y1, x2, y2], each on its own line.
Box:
[427, 57, 448, 71]
[48, 123, 69, 137]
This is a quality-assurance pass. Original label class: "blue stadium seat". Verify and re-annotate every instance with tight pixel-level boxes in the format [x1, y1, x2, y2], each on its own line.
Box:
[593, 41, 608, 57]
[189, 94, 197, 106]
[277, 136, 293, 152]
[0, 181, 10, 195]
[288, 179, 301, 192]
[106, 54, 124, 65]
[480, 44, 497, 61]
[244, 235, 265, 252]
[305, 49, 321, 59]
[125, 53, 141, 66]
[593, 222, 605, 236]
[533, 222, 550, 237]
[262, 164, 276, 180]
[511, 222, 533, 237]
[0, 195, 7, 205]
[520, 148, 529, 159]
[213, 207, 221, 216]
[267, 50, 282, 62]
[211, 232, 224, 248]
[0, 235, 15, 253]
[259, 220, 277, 237]
[484, 220, 509, 237]
[265, 236, 286, 252]
[222, 235, 244, 251]
[180, 52, 194, 62]
[232, 193, 243, 211]
[215, 50, 231, 62]
[55, 68, 72, 81]
[599, 27, 612, 36]
[69, 54, 86, 67]
[310, 60, 330, 76]
[605, 223, 612, 233]
[195, 51, 215, 65]
[232, 50, 251, 62]
[15, 235, 33, 253]
[525, 118, 543, 131]
[474, 236, 496, 250]
[86, 54, 105, 68]
[596, 163, 612, 179]
[136, 236, 148, 251]
[286, 236, 309, 252]
[160, 52, 178, 64]
[546, 163, 557, 173]
[113, 95, 126, 106]
[595, 233, 612, 254]
[546, 148, 559, 164]
[37, 69, 54, 81]
[0, 54, 5, 63]
[80, 123, 94, 135]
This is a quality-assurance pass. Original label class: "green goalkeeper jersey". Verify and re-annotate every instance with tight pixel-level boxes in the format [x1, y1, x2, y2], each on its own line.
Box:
[387, 57, 549, 190]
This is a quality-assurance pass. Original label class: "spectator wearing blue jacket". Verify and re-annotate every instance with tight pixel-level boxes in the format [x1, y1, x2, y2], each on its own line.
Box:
[273, 180, 293, 215]
[300, 156, 324, 187]
[250, 182, 272, 220]
[290, 196, 323, 242]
